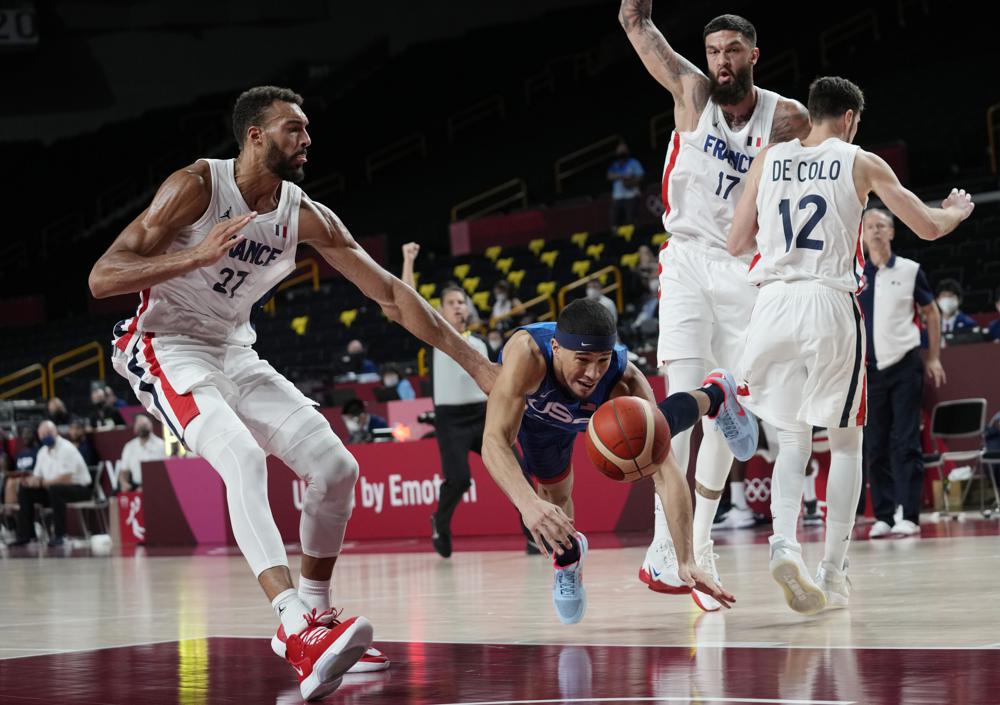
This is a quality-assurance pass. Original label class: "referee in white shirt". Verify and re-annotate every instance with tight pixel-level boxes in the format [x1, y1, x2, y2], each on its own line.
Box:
[11, 421, 92, 547]
[859, 210, 945, 538]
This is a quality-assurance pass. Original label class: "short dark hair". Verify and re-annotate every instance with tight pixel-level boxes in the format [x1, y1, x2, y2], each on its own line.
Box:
[703, 14, 756, 46]
[557, 298, 616, 337]
[232, 85, 304, 148]
[440, 283, 466, 299]
[342, 399, 365, 416]
[936, 278, 963, 299]
[807, 76, 865, 121]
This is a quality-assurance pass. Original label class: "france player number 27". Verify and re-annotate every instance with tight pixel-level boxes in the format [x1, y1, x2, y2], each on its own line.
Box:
[779, 195, 827, 252]
[213, 268, 249, 298]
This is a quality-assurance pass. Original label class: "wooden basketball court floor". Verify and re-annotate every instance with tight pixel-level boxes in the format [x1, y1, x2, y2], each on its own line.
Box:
[1, 520, 998, 705]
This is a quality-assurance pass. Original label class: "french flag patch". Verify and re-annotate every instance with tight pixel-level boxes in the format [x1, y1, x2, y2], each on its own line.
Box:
[746, 135, 763, 147]
[581, 403, 597, 412]
[273, 224, 288, 239]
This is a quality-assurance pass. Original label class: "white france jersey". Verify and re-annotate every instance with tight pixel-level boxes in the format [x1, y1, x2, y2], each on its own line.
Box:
[661, 87, 779, 254]
[749, 138, 865, 292]
[116, 158, 301, 348]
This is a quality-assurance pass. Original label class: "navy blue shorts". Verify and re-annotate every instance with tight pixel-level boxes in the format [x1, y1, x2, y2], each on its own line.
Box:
[517, 415, 577, 484]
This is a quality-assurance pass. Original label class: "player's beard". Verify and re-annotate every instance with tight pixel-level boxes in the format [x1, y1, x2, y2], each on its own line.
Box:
[265, 140, 306, 183]
[708, 63, 753, 105]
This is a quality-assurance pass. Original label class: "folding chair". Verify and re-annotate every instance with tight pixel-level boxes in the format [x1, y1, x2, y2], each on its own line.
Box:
[923, 399, 992, 518]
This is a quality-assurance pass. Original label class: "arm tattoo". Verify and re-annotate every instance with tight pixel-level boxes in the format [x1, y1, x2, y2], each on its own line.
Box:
[620, 0, 706, 97]
[770, 100, 811, 143]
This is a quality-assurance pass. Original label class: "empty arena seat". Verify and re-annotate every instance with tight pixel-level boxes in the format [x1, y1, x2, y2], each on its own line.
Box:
[615, 224, 635, 241]
[484, 245, 502, 261]
[419, 283, 436, 299]
[495, 257, 514, 274]
[585, 243, 605, 260]
[507, 269, 526, 288]
[536, 281, 556, 297]
[539, 251, 558, 268]
[462, 276, 480, 293]
[651, 232, 668, 247]
[571, 260, 591, 278]
[529, 238, 546, 256]
[453, 263, 471, 280]
[339, 310, 358, 328]
[620, 252, 640, 269]
[471, 291, 491, 312]
[571, 232, 589, 249]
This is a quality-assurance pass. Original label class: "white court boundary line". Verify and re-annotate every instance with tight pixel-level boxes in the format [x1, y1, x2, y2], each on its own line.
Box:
[426, 698, 853, 705]
[208, 635, 999, 651]
[0, 637, 202, 661]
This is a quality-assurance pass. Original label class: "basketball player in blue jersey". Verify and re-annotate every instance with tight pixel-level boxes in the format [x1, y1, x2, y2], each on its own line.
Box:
[89, 86, 497, 699]
[484, 299, 758, 624]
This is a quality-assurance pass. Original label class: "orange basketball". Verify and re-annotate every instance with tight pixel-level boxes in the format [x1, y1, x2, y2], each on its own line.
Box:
[585, 396, 671, 483]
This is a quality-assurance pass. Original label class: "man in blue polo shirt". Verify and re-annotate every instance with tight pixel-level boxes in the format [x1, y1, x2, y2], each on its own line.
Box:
[859, 209, 944, 538]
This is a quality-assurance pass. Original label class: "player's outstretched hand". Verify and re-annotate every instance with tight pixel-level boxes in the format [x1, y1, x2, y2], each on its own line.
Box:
[679, 562, 736, 609]
[520, 497, 576, 559]
[402, 242, 420, 262]
[941, 188, 974, 221]
[191, 212, 255, 267]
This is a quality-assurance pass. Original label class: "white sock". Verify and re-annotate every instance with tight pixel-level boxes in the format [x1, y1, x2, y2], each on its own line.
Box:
[730, 481, 747, 510]
[272, 588, 310, 634]
[823, 428, 863, 571]
[693, 494, 721, 553]
[298, 576, 332, 613]
[803, 467, 817, 503]
[653, 493, 669, 544]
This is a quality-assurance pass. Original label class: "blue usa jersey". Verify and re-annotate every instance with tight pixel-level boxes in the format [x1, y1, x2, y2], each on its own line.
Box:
[500, 322, 629, 433]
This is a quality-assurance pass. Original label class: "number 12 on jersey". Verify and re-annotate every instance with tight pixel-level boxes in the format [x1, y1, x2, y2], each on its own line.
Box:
[779, 195, 827, 252]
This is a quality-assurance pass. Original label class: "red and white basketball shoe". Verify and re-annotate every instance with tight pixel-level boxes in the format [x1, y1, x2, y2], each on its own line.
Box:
[639, 539, 692, 594]
[280, 608, 374, 700]
[273, 609, 390, 675]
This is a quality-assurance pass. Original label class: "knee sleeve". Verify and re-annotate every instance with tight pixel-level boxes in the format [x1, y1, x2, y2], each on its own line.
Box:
[272, 408, 359, 559]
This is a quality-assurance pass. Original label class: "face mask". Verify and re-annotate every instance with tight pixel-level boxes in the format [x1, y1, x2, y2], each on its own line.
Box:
[648, 278, 659, 293]
[138, 428, 151, 439]
[40, 436, 56, 448]
[488, 337, 502, 351]
[344, 418, 361, 433]
[586, 288, 601, 300]
[383, 375, 399, 387]
[937, 297, 959, 315]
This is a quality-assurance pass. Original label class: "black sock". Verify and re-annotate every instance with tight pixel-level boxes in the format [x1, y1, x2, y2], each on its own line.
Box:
[657, 391, 701, 436]
[700, 382, 725, 417]
[554, 535, 580, 567]
[804, 499, 817, 513]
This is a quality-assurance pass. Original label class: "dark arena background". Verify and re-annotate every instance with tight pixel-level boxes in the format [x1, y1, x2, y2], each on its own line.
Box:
[1, 1, 999, 704]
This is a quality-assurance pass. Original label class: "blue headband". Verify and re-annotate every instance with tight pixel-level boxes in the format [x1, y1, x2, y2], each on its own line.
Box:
[553, 329, 616, 352]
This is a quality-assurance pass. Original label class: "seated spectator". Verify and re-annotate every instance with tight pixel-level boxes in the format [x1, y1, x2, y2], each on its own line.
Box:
[342, 339, 379, 375]
[935, 279, 977, 333]
[607, 141, 645, 227]
[47, 397, 71, 428]
[119, 414, 165, 492]
[104, 386, 127, 409]
[989, 287, 1000, 342]
[379, 364, 415, 401]
[66, 420, 98, 466]
[342, 399, 388, 444]
[585, 279, 618, 323]
[490, 281, 522, 328]
[485, 329, 505, 362]
[8, 421, 92, 548]
[636, 244, 658, 281]
[4, 425, 39, 510]
[89, 386, 125, 429]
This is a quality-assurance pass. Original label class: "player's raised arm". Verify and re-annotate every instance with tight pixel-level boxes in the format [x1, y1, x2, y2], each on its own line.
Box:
[726, 148, 768, 256]
[856, 151, 974, 240]
[618, 0, 709, 130]
[89, 163, 255, 299]
[481, 331, 576, 555]
[299, 196, 498, 394]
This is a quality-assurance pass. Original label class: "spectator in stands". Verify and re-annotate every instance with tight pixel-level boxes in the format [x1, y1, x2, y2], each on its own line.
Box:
[491, 281, 522, 328]
[379, 364, 415, 400]
[401, 243, 483, 328]
[636, 244, 658, 281]
[12, 424, 38, 476]
[341, 399, 388, 444]
[486, 329, 505, 362]
[585, 279, 618, 323]
[9, 420, 92, 547]
[343, 339, 379, 375]
[66, 420, 98, 466]
[119, 414, 165, 492]
[89, 386, 125, 429]
[104, 386, 127, 409]
[935, 279, 976, 333]
[0, 428, 9, 475]
[607, 141, 645, 227]
[46, 398, 71, 428]
[989, 287, 1000, 342]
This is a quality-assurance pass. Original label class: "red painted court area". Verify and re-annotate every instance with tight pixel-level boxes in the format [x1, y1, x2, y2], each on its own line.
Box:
[1, 638, 997, 705]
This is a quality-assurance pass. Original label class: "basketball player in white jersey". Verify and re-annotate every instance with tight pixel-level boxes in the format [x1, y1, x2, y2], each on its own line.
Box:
[620, 2, 810, 611]
[89, 86, 497, 699]
[727, 76, 974, 613]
